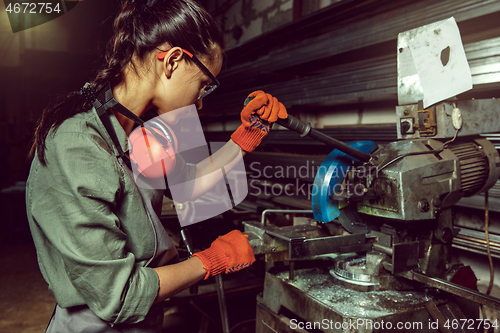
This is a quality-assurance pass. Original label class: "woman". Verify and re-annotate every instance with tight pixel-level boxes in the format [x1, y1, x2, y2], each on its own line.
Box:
[26, 0, 287, 332]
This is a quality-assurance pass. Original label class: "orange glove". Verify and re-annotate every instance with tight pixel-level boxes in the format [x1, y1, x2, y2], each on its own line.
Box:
[192, 230, 256, 280]
[231, 91, 288, 152]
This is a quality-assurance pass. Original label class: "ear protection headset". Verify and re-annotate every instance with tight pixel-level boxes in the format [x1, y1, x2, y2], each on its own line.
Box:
[93, 83, 178, 178]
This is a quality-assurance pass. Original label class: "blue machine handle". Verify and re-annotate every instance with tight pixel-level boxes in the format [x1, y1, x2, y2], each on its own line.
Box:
[312, 141, 378, 223]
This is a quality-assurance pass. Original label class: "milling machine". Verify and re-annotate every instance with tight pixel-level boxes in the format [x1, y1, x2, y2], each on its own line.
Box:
[244, 19, 500, 333]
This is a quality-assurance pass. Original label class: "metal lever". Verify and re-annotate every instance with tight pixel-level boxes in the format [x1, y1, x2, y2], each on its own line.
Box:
[180, 229, 198, 295]
[216, 275, 230, 333]
[244, 96, 371, 162]
[182, 229, 230, 331]
[276, 115, 371, 162]
[399, 269, 500, 311]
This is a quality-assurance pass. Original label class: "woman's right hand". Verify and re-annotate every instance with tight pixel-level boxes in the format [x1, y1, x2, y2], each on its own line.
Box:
[231, 91, 288, 153]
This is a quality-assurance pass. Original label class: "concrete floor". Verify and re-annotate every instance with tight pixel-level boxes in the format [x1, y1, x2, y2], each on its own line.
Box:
[0, 241, 56, 333]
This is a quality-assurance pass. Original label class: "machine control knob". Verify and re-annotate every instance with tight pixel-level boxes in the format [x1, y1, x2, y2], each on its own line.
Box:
[432, 197, 442, 208]
[418, 199, 430, 212]
[401, 121, 411, 134]
[441, 228, 453, 243]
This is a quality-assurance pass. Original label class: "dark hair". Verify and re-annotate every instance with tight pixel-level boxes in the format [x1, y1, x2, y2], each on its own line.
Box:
[30, 0, 224, 165]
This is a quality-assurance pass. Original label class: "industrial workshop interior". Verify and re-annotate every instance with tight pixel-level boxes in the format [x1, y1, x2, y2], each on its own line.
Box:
[1, 0, 500, 332]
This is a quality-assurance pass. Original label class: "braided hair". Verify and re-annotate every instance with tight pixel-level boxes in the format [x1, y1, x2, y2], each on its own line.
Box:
[30, 0, 224, 165]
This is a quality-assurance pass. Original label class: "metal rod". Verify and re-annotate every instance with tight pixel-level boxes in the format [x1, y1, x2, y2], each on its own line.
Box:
[261, 209, 313, 225]
[455, 234, 500, 248]
[289, 261, 295, 281]
[180, 229, 194, 256]
[181, 229, 199, 295]
[402, 270, 500, 310]
[215, 275, 230, 333]
[424, 300, 453, 333]
[276, 115, 372, 162]
[373, 243, 393, 256]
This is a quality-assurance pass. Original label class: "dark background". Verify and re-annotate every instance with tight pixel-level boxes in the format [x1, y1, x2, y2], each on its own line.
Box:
[0, 0, 122, 188]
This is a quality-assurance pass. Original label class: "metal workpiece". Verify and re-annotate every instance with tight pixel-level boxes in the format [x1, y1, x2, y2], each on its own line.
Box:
[256, 265, 473, 333]
[248, 213, 369, 281]
[399, 269, 500, 311]
[372, 243, 393, 256]
[244, 220, 368, 261]
[243, 220, 331, 261]
[396, 99, 500, 140]
[332, 256, 374, 283]
[245, 210, 320, 261]
[260, 209, 313, 226]
[244, 222, 294, 261]
[328, 252, 413, 292]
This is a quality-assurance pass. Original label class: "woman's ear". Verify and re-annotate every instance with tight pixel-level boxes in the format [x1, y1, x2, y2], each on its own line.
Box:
[163, 47, 184, 79]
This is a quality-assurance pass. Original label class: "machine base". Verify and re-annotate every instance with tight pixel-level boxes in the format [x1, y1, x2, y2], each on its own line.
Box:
[256, 263, 478, 333]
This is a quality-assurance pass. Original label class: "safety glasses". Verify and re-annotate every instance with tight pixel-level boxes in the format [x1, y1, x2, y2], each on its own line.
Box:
[156, 49, 220, 100]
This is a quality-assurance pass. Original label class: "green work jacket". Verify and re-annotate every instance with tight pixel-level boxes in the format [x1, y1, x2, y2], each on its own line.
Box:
[26, 108, 177, 325]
